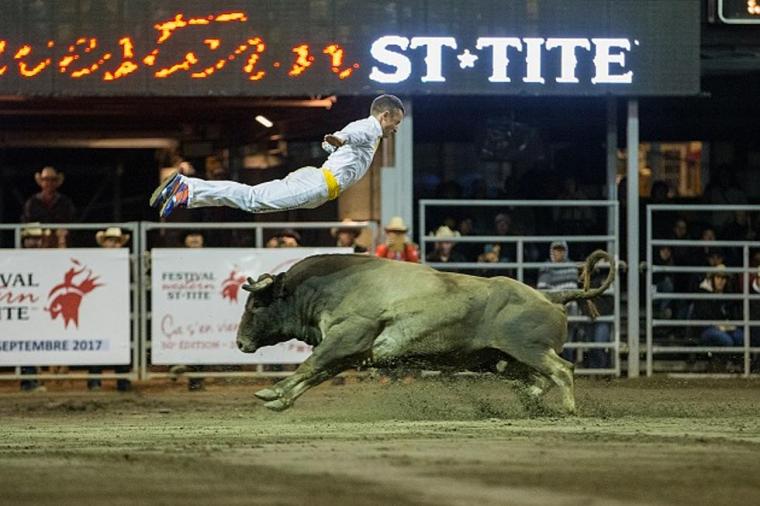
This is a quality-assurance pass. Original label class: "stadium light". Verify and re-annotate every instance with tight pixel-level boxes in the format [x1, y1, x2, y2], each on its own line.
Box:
[255, 115, 274, 128]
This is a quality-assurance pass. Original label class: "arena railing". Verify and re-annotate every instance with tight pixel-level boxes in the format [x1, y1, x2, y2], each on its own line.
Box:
[0, 222, 141, 384]
[646, 204, 760, 377]
[139, 220, 377, 380]
[418, 199, 621, 376]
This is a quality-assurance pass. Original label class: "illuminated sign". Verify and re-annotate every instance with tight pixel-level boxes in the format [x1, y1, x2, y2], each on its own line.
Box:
[369, 36, 635, 85]
[718, 0, 760, 23]
[0, 0, 699, 97]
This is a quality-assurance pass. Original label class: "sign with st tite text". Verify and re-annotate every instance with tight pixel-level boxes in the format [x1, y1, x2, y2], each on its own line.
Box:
[0, 0, 700, 96]
[151, 248, 350, 365]
[0, 249, 131, 366]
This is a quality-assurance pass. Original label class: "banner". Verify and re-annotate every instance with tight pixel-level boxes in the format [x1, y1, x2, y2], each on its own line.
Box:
[150, 248, 350, 365]
[0, 249, 131, 366]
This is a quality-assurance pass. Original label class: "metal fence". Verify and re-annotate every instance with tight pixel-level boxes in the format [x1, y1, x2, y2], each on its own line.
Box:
[0, 222, 141, 383]
[646, 204, 760, 377]
[419, 199, 621, 376]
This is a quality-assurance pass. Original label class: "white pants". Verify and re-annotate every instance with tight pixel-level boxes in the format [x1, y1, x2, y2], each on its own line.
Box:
[187, 166, 330, 213]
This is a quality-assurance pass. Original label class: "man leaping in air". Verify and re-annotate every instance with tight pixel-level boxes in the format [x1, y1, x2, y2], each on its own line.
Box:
[150, 94, 404, 217]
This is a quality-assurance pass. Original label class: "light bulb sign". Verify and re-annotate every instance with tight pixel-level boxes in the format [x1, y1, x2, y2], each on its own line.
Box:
[0, 0, 700, 97]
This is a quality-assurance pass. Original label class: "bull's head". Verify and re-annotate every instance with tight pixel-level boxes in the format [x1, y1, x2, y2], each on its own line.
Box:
[236, 273, 287, 353]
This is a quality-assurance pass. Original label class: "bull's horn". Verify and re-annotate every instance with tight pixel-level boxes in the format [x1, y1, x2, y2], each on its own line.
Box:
[242, 275, 274, 293]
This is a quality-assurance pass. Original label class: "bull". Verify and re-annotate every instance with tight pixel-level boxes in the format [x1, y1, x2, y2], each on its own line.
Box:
[237, 250, 615, 414]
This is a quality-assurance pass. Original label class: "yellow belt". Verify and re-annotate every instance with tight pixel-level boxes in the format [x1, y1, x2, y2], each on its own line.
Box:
[322, 167, 340, 200]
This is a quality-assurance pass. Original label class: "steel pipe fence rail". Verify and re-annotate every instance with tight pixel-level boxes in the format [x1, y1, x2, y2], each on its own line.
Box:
[646, 204, 760, 377]
[0, 222, 141, 382]
[419, 199, 621, 376]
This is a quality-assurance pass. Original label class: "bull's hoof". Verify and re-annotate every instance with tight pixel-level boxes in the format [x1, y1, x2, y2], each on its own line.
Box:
[263, 399, 291, 412]
[254, 388, 280, 401]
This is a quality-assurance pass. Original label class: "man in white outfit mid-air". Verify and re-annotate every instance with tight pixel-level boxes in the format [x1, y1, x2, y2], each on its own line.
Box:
[150, 94, 405, 217]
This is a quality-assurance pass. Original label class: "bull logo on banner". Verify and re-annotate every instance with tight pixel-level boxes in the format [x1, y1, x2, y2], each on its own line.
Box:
[46, 259, 103, 328]
[220, 269, 246, 303]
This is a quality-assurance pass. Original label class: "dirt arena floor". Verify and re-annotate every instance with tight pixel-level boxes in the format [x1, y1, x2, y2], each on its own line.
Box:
[1, 375, 759, 506]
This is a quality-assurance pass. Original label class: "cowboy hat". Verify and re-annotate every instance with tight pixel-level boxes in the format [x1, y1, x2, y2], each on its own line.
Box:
[96, 227, 131, 247]
[21, 223, 52, 238]
[709, 264, 731, 279]
[384, 216, 408, 232]
[432, 225, 460, 239]
[34, 166, 64, 187]
[330, 218, 363, 238]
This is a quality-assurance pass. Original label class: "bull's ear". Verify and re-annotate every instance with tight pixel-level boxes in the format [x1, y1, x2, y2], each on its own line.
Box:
[242, 274, 274, 293]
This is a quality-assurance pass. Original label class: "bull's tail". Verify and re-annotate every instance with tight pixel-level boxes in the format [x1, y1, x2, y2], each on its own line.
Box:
[543, 250, 615, 319]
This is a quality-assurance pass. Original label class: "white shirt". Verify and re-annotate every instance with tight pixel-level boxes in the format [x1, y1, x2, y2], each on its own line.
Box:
[322, 115, 382, 190]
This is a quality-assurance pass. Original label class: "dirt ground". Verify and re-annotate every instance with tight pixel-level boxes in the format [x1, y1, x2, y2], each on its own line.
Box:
[1, 376, 759, 506]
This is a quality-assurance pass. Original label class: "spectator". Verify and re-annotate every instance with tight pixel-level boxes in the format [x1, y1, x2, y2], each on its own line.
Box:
[693, 265, 743, 347]
[168, 232, 207, 391]
[88, 227, 132, 392]
[582, 262, 613, 370]
[699, 226, 718, 266]
[455, 217, 481, 262]
[537, 241, 582, 363]
[704, 164, 748, 228]
[478, 213, 514, 264]
[721, 211, 756, 265]
[426, 226, 466, 268]
[650, 180, 672, 203]
[721, 211, 755, 242]
[670, 218, 690, 266]
[375, 217, 419, 262]
[552, 177, 594, 237]
[330, 219, 368, 253]
[748, 259, 760, 361]
[19, 225, 51, 393]
[266, 229, 302, 248]
[653, 245, 676, 319]
[22, 166, 75, 248]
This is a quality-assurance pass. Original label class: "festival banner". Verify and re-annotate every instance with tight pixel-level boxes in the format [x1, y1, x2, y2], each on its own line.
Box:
[150, 248, 350, 365]
[0, 249, 131, 366]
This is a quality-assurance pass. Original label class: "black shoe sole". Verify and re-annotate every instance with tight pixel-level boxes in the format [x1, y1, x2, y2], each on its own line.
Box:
[149, 169, 179, 208]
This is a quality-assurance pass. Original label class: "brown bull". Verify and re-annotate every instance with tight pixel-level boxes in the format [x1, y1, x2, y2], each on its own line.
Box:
[237, 250, 615, 413]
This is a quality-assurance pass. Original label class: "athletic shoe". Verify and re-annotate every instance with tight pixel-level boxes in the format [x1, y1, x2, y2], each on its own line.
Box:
[149, 169, 181, 208]
[159, 179, 189, 218]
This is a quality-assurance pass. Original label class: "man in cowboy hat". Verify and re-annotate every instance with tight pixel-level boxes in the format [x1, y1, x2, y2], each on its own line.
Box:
[375, 216, 419, 262]
[95, 227, 131, 248]
[426, 225, 465, 265]
[20, 224, 53, 249]
[22, 166, 76, 248]
[88, 227, 131, 391]
[18, 224, 51, 392]
[331, 218, 368, 253]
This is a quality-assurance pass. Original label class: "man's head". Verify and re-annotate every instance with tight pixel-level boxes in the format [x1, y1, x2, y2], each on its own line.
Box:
[673, 218, 688, 238]
[274, 229, 301, 248]
[184, 232, 204, 248]
[371, 94, 405, 138]
[96, 227, 130, 248]
[494, 213, 511, 236]
[710, 264, 730, 292]
[550, 241, 568, 263]
[433, 226, 460, 256]
[331, 219, 362, 247]
[21, 226, 51, 249]
[34, 166, 64, 195]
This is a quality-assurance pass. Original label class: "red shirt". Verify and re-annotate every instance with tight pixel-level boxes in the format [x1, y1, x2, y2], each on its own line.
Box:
[375, 243, 420, 263]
